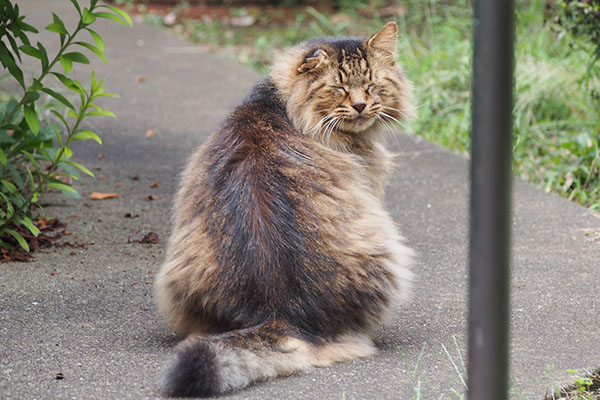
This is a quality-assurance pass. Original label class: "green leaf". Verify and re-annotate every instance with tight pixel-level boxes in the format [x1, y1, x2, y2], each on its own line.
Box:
[23, 105, 40, 135]
[48, 181, 81, 199]
[67, 109, 79, 119]
[22, 150, 40, 171]
[72, 129, 102, 144]
[31, 78, 43, 91]
[63, 146, 73, 159]
[25, 165, 35, 188]
[6, 33, 21, 62]
[69, 0, 82, 16]
[41, 88, 75, 110]
[3, 196, 14, 219]
[86, 28, 105, 52]
[51, 125, 63, 147]
[50, 110, 69, 130]
[59, 162, 80, 181]
[1, 179, 17, 193]
[98, 5, 133, 26]
[36, 42, 49, 70]
[0, 148, 6, 166]
[86, 110, 115, 118]
[48, 182, 78, 194]
[46, 13, 68, 35]
[96, 92, 120, 99]
[16, 18, 39, 34]
[22, 91, 40, 104]
[82, 7, 96, 25]
[59, 55, 73, 74]
[52, 72, 84, 93]
[74, 41, 106, 63]
[66, 160, 95, 177]
[19, 216, 40, 237]
[93, 11, 129, 27]
[5, 229, 29, 252]
[19, 44, 41, 59]
[63, 52, 90, 65]
[0, 42, 25, 89]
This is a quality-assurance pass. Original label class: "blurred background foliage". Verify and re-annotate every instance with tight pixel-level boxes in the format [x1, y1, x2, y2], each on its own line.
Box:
[114, 0, 599, 209]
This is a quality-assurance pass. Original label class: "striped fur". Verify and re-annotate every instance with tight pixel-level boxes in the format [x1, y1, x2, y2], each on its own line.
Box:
[155, 22, 415, 397]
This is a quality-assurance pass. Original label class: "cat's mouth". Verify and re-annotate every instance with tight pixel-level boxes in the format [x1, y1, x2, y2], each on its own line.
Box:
[339, 115, 376, 132]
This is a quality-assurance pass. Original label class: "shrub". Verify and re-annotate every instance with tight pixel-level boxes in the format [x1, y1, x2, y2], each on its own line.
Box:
[0, 0, 132, 253]
[548, 0, 600, 98]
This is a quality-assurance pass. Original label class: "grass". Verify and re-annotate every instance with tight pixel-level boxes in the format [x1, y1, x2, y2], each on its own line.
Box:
[136, 0, 600, 210]
[546, 368, 600, 400]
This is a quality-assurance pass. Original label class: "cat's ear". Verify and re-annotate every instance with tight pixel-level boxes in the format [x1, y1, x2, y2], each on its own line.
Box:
[297, 49, 330, 73]
[364, 22, 398, 63]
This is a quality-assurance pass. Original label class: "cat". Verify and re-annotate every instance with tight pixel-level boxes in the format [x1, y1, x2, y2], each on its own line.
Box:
[154, 21, 415, 398]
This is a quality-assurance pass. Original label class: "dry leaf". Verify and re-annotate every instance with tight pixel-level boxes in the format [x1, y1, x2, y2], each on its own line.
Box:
[150, 181, 161, 188]
[55, 372, 64, 380]
[90, 192, 120, 200]
[145, 194, 160, 201]
[134, 76, 147, 84]
[97, 153, 105, 160]
[139, 232, 159, 244]
[125, 213, 139, 219]
[145, 129, 155, 137]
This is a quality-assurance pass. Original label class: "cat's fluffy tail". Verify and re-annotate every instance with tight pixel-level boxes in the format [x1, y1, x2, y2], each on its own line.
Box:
[158, 320, 376, 397]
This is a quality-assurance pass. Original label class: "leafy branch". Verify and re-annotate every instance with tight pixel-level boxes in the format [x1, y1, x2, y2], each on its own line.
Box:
[0, 0, 132, 253]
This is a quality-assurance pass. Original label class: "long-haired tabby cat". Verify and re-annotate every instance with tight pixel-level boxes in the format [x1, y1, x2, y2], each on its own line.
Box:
[155, 22, 415, 397]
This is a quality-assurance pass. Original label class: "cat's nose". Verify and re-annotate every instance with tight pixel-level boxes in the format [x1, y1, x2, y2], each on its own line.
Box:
[352, 102, 366, 113]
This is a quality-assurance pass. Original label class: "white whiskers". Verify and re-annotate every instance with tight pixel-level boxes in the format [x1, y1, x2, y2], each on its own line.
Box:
[310, 111, 336, 136]
[379, 109, 412, 134]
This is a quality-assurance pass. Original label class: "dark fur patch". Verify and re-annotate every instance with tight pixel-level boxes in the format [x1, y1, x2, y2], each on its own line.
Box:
[159, 338, 221, 398]
[177, 79, 393, 339]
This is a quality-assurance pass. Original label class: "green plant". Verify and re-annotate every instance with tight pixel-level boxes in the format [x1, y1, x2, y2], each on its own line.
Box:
[151, 1, 599, 209]
[548, 0, 600, 100]
[546, 368, 600, 400]
[0, 0, 132, 252]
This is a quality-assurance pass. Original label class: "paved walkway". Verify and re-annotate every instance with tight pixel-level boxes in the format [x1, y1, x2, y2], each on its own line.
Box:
[1, 1, 599, 399]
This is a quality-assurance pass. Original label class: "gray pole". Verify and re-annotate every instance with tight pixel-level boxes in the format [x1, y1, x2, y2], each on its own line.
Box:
[468, 1, 515, 399]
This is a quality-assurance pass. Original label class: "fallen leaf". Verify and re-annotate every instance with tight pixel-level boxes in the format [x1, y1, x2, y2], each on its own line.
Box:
[97, 153, 105, 160]
[90, 192, 119, 200]
[55, 372, 64, 380]
[35, 218, 54, 230]
[140, 306, 150, 311]
[139, 232, 159, 244]
[145, 129, 155, 137]
[133, 76, 147, 84]
[125, 213, 139, 219]
[50, 270, 58, 276]
[150, 181, 161, 188]
[145, 194, 160, 201]
[56, 242, 88, 249]
[129, 176, 139, 181]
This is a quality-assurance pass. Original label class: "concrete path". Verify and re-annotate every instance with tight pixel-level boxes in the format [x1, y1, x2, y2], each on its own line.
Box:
[1, 1, 599, 399]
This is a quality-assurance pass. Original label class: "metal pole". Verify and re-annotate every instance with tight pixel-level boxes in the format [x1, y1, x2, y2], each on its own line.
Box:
[468, 1, 515, 399]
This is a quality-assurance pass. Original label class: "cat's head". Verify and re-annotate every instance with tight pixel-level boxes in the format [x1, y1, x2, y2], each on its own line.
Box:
[271, 22, 414, 148]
